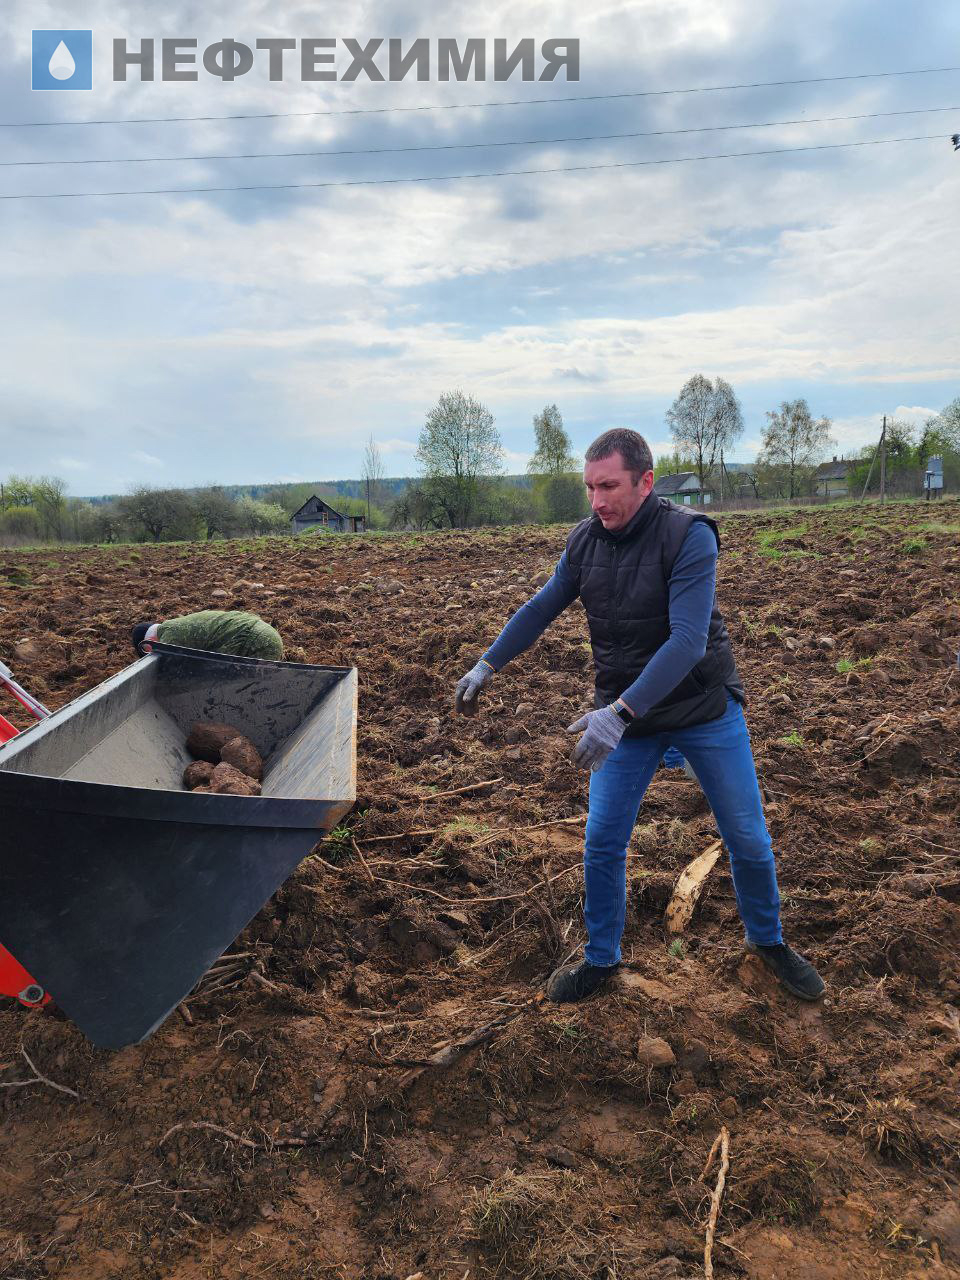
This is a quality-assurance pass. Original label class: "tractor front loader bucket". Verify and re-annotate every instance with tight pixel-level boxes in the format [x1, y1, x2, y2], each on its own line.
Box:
[0, 644, 356, 1049]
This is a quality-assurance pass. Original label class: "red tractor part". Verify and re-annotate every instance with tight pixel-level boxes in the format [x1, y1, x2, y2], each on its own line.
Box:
[0, 661, 54, 1006]
[0, 660, 51, 723]
[0, 942, 50, 1006]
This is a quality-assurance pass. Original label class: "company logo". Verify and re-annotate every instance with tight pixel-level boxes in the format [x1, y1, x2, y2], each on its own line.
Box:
[110, 37, 578, 83]
[32, 30, 93, 91]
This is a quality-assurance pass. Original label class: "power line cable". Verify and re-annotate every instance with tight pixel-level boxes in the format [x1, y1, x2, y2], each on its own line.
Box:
[2, 65, 959, 129]
[0, 132, 946, 201]
[3, 103, 957, 167]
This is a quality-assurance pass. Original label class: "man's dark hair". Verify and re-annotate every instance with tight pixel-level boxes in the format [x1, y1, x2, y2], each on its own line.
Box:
[584, 428, 654, 483]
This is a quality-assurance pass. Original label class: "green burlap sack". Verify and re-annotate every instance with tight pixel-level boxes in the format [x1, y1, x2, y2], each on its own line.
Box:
[157, 610, 283, 660]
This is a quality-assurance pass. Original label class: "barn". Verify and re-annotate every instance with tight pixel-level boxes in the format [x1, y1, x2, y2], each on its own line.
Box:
[290, 496, 366, 535]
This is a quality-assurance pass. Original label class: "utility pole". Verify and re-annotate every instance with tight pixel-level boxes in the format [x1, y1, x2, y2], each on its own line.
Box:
[720, 450, 725, 505]
[879, 415, 887, 504]
[366, 476, 371, 525]
[860, 415, 887, 502]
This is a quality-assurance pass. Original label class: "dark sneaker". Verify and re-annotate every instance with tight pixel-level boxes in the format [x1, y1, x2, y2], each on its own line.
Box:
[747, 942, 825, 1000]
[546, 959, 620, 1003]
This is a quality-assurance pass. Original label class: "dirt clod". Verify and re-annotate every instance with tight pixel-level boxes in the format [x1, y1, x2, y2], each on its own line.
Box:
[220, 734, 263, 781]
[182, 759, 215, 790]
[209, 761, 261, 795]
[186, 720, 245, 762]
[636, 1036, 676, 1067]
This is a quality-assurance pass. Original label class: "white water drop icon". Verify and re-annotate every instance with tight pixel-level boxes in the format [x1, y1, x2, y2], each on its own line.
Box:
[48, 40, 76, 81]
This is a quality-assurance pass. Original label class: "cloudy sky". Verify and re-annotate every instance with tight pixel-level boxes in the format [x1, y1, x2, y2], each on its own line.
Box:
[1, 1, 958, 495]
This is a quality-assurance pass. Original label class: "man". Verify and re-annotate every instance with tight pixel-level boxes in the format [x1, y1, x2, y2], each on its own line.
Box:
[455, 428, 824, 1003]
[131, 610, 283, 661]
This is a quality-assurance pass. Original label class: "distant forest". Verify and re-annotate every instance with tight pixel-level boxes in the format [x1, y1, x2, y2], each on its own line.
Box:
[78, 475, 535, 507]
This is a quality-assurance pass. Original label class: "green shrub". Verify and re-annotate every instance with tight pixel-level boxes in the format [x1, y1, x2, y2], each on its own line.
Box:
[0, 506, 42, 538]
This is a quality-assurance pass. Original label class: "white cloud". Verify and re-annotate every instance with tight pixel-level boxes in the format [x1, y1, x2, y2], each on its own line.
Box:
[503, 448, 532, 468]
[892, 404, 940, 423]
[56, 456, 90, 471]
[378, 437, 418, 453]
[820, 415, 883, 454]
[2, 0, 958, 491]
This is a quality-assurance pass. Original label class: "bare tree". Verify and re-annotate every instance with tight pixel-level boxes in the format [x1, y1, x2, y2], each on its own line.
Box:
[416, 390, 503, 528]
[665, 375, 743, 493]
[757, 400, 833, 500]
[361, 435, 385, 522]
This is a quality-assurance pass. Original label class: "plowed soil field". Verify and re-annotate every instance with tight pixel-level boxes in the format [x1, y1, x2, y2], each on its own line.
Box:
[1, 499, 959, 1280]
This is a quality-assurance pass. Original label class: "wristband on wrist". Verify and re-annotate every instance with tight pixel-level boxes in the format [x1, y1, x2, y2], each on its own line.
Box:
[612, 698, 634, 724]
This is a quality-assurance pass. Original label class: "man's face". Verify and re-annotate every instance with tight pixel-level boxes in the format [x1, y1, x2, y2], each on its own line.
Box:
[583, 452, 655, 530]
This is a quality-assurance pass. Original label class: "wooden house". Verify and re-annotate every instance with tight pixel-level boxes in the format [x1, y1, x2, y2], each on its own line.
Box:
[290, 495, 366, 535]
[814, 457, 851, 499]
[654, 472, 714, 505]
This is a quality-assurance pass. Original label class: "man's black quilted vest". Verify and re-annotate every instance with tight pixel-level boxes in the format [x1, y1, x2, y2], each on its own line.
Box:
[565, 491, 745, 736]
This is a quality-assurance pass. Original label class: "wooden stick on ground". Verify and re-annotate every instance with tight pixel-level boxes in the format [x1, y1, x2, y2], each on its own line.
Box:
[0, 1048, 79, 1100]
[160, 1121, 260, 1150]
[355, 814, 585, 845]
[248, 966, 282, 993]
[306, 862, 582, 908]
[395, 1003, 535, 1089]
[702, 1125, 731, 1280]
[158, 1120, 325, 1150]
[409, 778, 503, 801]
[350, 836, 375, 884]
[665, 839, 723, 936]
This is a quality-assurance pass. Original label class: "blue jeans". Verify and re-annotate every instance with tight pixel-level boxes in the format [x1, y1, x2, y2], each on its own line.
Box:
[583, 694, 782, 966]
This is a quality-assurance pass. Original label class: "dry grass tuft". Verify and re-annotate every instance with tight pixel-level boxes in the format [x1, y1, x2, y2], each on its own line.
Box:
[725, 1135, 826, 1225]
[860, 1096, 926, 1165]
[464, 1168, 630, 1279]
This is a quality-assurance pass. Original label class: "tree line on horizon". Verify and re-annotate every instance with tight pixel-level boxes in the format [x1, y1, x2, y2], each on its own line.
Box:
[2, 381, 958, 544]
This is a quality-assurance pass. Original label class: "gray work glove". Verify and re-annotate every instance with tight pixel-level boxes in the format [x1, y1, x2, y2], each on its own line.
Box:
[567, 705, 627, 771]
[455, 659, 495, 715]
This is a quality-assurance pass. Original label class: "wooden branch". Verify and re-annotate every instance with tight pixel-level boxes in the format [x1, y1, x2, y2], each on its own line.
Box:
[350, 836, 375, 884]
[248, 968, 282, 993]
[354, 814, 585, 845]
[306, 862, 582, 908]
[160, 1121, 259, 1150]
[396, 1008, 525, 1089]
[350, 825, 445, 844]
[665, 839, 723, 936]
[0, 1048, 79, 1100]
[703, 1126, 730, 1280]
[158, 1120, 323, 1151]
[409, 778, 503, 801]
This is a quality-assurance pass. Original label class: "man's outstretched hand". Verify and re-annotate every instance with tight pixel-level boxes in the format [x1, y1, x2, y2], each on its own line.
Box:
[567, 705, 627, 771]
[455, 660, 494, 715]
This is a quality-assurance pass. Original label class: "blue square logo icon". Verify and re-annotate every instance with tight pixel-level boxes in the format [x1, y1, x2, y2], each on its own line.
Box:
[32, 30, 93, 91]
